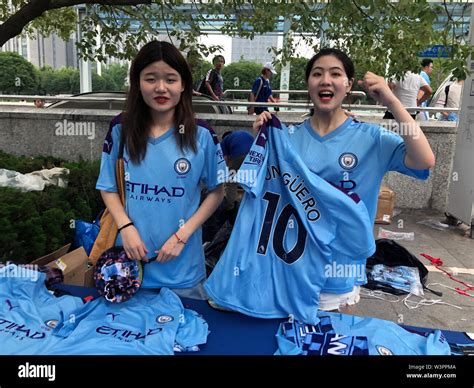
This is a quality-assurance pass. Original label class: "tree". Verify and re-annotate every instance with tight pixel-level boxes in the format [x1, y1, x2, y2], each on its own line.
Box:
[0, 150, 103, 262]
[0, 1, 472, 80]
[101, 63, 128, 91]
[272, 57, 308, 100]
[38, 65, 126, 93]
[185, 48, 213, 90]
[38, 66, 80, 95]
[221, 60, 262, 97]
[0, 52, 39, 94]
[191, 59, 213, 90]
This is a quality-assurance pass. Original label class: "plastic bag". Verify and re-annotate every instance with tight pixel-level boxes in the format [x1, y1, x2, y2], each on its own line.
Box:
[416, 219, 451, 231]
[377, 227, 414, 241]
[73, 220, 100, 256]
[370, 264, 424, 296]
[364, 239, 430, 296]
[204, 220, 233, 276]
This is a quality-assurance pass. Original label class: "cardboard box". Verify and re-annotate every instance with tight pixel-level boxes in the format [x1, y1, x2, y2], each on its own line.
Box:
[32, 244, 94, 287]
[375, 186, 395, 224]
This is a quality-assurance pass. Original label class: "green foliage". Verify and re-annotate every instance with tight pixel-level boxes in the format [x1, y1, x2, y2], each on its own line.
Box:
[0, 150, 64, 174]
[187, 49, 213, 90]
[92, 72, 107, 92]
[38, 66, 80, 95]
[0, 152, 102, 263]
[79, 1, 474, 82]
[273, 57, 308, 101]
[0, 1, 77, 42]
[191, 60, 213, 90]
[102, 63, 129, 91]
[0, 1, 473, 91]
[430, 57, 454, 95]
[320, 0, 438, 79]
[222, 60, 262, 94]
[36, 64, 128, 94]
[0, 52, 39, 94]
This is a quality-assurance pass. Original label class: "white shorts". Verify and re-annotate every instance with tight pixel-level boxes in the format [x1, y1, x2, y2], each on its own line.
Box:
[319, 286, 361, 311]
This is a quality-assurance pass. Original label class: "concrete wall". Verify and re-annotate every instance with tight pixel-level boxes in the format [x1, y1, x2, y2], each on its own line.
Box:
[0, 107, 457, 212]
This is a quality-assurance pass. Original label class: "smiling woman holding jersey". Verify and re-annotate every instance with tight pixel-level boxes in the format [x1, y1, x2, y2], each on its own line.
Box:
[253, 48, 435, 313]
[96, 41, 225, 299]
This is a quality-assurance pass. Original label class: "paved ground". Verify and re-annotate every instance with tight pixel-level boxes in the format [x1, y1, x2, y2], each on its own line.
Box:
[356, 209, 474, 333]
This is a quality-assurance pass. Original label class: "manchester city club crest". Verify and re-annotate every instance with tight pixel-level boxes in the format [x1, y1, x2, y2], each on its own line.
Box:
[44, 319, 58, 329]
[156, 315, 174, 324]
[338, 153, 358, 170]
[376, 345, 393, 355]
[174, 158, 191, 175]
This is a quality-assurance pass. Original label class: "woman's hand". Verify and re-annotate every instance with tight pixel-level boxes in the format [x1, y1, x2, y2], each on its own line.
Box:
[155, 233, 186, 263]
[120, 226, 149, 261]
[358, 71, 398, 109]
[343, 110, 357, 118]
[252, 111, 272, 134]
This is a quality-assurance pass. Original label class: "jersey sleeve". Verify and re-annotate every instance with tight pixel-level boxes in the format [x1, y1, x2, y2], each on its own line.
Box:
[197, 122, 226, 191]
[52, 300, 95, 339]
[175, 308, 209, 350]
[322, 183, 376, 259]
[236, 124, 270, 196]
[435, 88, 448, 108]
[378, 126, 429, 180]
[96, 119, 121, 192]
[204, 69, 213, 83]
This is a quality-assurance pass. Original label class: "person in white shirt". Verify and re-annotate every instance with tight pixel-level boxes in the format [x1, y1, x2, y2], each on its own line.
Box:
[384, 71, 432, 120]
[436, 79, 463, 122]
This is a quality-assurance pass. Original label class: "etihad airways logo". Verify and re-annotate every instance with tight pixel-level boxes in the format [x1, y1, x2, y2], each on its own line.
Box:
[126, 181, 185, 197]
[96, 325, 163, 340]
[0, 318, 46, 339]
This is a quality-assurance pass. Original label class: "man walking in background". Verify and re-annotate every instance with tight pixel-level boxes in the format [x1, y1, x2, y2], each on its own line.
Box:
[418, 59, 434, 120]
[248, 62, 278, 115]
[199, 55, 225, 101]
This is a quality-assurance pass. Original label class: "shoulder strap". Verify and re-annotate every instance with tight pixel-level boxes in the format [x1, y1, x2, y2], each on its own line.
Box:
[444, 84, 451, 108]
[255, 77, 264, 100]
[116, 128, 125, 205]
[115, 115, 125, 204]
[116, 158, 125, 206]
[207, 69, 216, 85]
[199, 71, 211, 93]
[118, 137, 125, 159]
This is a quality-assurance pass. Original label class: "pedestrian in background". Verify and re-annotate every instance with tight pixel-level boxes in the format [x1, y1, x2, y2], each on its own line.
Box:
[248, 62, 278, 115]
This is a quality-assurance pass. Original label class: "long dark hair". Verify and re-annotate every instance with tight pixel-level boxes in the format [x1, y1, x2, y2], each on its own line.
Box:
[122, 41, 197, 164]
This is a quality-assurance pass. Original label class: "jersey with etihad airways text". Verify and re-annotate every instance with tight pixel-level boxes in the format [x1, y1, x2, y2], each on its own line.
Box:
[0, 265, 83, 355]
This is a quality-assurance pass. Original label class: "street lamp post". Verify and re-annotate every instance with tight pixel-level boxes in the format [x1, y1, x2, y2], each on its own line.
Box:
[76, 5, 92, 93]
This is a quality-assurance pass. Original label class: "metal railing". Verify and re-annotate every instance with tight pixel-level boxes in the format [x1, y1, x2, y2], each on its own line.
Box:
[0, 95, 125, 102]
[0, 94, 460, 113]
[192, 100, 459, 113]
[222, 89, 367, 100]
